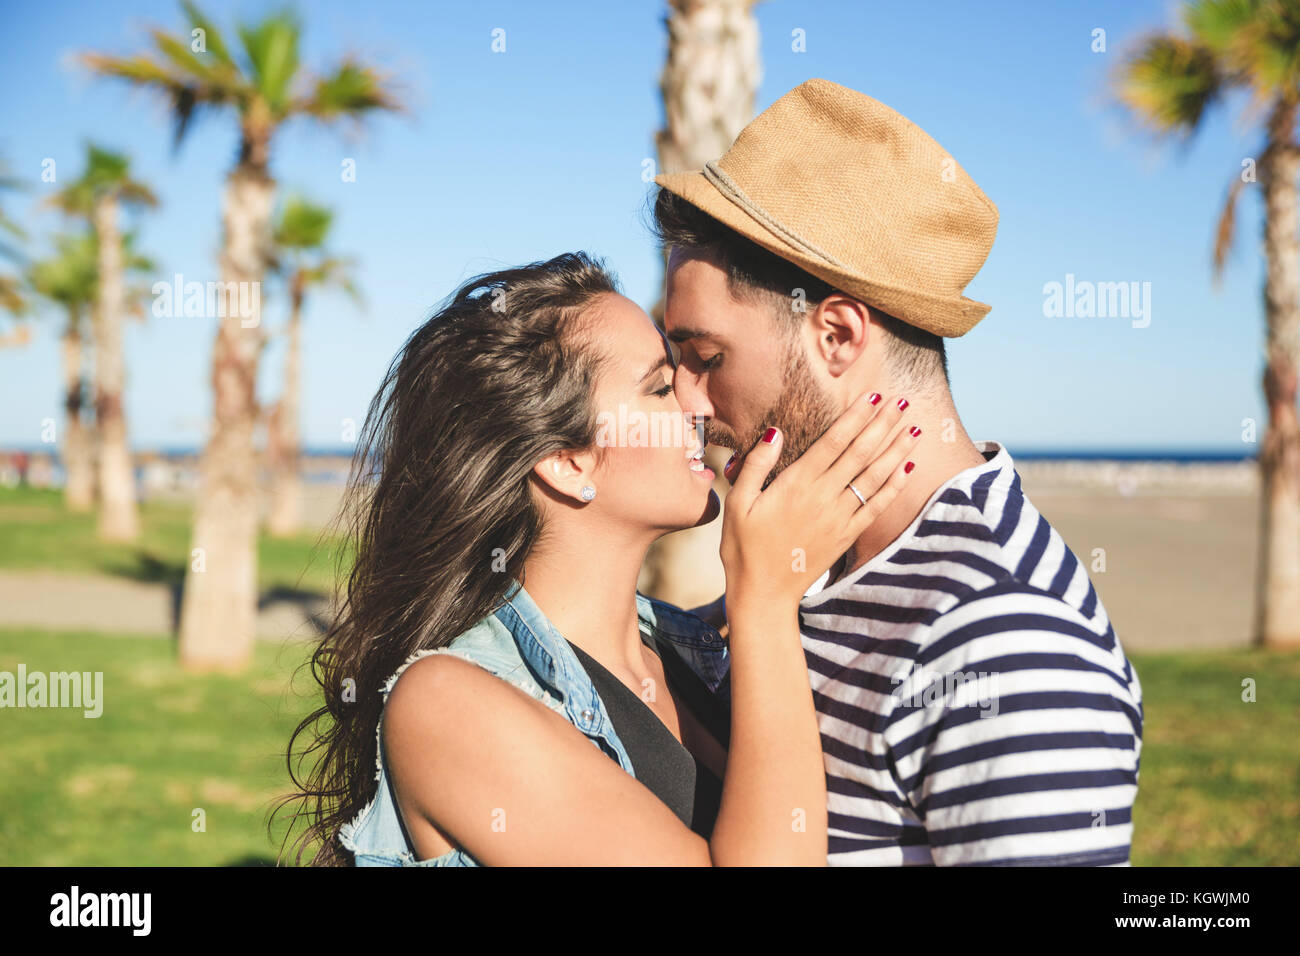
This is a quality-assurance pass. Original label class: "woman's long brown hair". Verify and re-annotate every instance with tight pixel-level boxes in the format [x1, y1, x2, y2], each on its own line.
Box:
[271, 252, 618, 865]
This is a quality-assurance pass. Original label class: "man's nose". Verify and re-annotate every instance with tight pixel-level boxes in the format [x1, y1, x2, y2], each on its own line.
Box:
[672, 361, 713, 422]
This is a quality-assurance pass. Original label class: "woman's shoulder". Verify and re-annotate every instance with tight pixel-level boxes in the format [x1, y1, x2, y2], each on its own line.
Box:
[380, 610, 560, 724]
[384, 652, 512, 733]
[380, 615, 517, 701]
[380, 623, 555, 772]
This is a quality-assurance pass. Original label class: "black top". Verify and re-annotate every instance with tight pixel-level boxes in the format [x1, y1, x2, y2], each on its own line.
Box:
[565, 631, 727, 838]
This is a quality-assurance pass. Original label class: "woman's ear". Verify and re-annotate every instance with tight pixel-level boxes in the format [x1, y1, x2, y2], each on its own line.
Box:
[531, 448, 599, 504]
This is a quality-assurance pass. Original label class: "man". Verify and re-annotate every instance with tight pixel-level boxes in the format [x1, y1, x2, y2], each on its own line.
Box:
[655, 78, 1143, 866]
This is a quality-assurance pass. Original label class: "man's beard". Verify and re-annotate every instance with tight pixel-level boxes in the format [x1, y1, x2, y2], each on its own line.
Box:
[704, 338, 839, 489]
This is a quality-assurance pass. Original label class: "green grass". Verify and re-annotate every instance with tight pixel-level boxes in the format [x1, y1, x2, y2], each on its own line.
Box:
[0, 628, 323, 866]
[0, 627, 1295, 865]
[0, 485, 344, 595]
[1128, 648, 1300, 866]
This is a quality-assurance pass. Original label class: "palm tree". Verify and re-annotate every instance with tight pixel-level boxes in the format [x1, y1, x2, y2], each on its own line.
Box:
[265, 195, 359, 537]
[50, 145, 157, 541]
[651, 0, 762, 325]
[1116, 0, 1300, 649]
[83, 1, 401, 671]
[641, 0, 762, 609]
[27, 233, 99, 511]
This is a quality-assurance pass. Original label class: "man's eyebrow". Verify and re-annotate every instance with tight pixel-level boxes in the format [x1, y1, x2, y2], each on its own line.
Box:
[666, 326, 717, 344]
[639, 354, 671, 383]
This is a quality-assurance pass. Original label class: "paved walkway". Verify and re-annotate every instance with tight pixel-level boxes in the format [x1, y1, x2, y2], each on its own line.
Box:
[0, 570, 329, 642]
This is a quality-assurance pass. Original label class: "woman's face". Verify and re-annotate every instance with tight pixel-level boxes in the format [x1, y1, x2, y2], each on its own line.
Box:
[583, 293, 720, 532]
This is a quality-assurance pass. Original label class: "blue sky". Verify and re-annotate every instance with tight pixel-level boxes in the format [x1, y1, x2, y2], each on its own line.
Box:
[0, 0, 1275, 453]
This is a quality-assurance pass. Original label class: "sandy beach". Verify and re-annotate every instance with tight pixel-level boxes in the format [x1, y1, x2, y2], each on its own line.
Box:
[1017, 459, 1259, 652]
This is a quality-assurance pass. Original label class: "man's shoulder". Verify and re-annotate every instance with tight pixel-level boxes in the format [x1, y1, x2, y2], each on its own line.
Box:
[803, 440, 1129, 678]
[906, 455, 1113, 637]
[920, 576, 1123, 669]
[891, 458, 1135, 689]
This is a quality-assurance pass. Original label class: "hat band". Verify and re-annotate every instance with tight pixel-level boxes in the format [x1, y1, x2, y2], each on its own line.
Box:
[702, 160, 850, 271]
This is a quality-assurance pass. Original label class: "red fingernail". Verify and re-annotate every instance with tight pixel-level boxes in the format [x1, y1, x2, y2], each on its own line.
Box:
[909, 425, 921, 437]
[868, 392, 882, 405]
[897, 398, 909, 411]
[904, 460, 915, 474]
[761, 427, 777, 444]
[725, 452, 737, 472]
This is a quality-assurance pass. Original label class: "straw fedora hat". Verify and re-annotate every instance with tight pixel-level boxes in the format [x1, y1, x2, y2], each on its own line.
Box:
[654, 78, 999, 337]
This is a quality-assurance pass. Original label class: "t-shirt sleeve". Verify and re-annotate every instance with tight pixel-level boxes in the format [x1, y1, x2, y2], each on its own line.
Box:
[881, 580, 1144, 866]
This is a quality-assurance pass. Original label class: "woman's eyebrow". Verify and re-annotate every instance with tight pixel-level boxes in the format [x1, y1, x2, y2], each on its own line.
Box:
[639, 354, 672, 384]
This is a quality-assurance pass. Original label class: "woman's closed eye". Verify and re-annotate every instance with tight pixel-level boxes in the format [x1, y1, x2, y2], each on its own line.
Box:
[652, 382, 675, 398]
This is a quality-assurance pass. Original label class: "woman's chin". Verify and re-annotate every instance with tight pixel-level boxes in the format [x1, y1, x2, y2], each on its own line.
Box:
[691, 488, 721, 527]
[654, 487, 720, 534]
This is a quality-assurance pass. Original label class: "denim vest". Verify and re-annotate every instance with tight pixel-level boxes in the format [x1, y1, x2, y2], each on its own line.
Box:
[338, 577, 729, 866]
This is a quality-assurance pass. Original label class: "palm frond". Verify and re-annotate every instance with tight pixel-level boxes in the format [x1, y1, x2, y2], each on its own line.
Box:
[27, 231, 99, 309]
[305, 255, 360, 298]
[81, 52, 216, 150]
[1185, 0, 1259, 53]
[1213, 173, 1246, 280]
[121, 230, 158, 276]
[0, 275, 27, 316]
[1189, 0, 1300, 107]
[180, 0, 237, 69]
[0, 162, 27, 249]
[237, 9, 302, 117]
[49, 144, 159, 216]
[1114, 32, 1226, 136]
[46, 180, 95, 218]
[299, 61, 403, 120]
[273, 194, 333, 249]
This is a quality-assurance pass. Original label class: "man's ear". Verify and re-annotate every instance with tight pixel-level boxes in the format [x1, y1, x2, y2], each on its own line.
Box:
[531, 448, 599, 504]
[809, 294, 870, 376]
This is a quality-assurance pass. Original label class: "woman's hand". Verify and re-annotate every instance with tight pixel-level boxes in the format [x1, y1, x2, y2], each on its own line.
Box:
[719, 392, 920, 608]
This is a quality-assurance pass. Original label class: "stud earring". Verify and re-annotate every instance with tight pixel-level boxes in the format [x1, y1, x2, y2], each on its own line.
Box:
[580, 485, 596, 501]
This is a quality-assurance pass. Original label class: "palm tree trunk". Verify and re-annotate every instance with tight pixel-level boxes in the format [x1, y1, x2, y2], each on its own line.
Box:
[1253, 100, 1300, 648]
[177, 161, 273, 672]
[641, 0, 760, 607]
[92, 192, 140, 541]
[650, 0, 762, 326]
[266, 279, 303, 537]
[60, 309, 94, 512]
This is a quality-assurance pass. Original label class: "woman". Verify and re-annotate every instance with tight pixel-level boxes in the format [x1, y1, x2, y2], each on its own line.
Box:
[276, 251, 920, 865]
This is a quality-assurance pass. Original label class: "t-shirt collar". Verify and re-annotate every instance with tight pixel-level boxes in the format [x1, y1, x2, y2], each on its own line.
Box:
[801, 439, 1012, 605]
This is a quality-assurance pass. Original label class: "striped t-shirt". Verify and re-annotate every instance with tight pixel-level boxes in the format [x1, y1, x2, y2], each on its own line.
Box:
[799, 439, 1143, 866]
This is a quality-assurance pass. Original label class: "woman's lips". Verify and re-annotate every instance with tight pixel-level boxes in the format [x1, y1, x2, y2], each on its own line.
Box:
[687, 444, 714, 478]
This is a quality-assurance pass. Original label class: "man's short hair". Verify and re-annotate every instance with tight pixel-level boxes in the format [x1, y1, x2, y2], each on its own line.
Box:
[651, 186, 949, 391]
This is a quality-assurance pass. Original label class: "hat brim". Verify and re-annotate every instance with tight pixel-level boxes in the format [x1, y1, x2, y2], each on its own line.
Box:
[654, 170, 990, 337]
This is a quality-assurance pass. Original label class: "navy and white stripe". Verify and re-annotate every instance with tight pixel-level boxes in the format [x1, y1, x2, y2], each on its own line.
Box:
[800, 440, 1143, 866]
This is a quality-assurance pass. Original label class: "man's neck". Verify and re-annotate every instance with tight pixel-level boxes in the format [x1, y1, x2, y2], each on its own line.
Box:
[835, 432, 991, 583]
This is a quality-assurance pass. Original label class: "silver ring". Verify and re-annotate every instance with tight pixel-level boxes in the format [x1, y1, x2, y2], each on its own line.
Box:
[847, 482, 867, 506]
